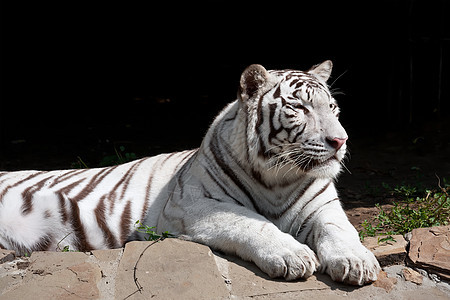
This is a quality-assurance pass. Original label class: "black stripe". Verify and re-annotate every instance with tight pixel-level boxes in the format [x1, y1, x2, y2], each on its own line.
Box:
[297, 181, 331, 213]
[268, 103, 283, 144]
[72, 166, 118, 202]
[118, 159, 146, 201]
[94, 196, 119, 248]
[265, 177, 315, 219]
[174, 156, 195, 200]
[141, 167, 156, 222]
[49, 169, 90, 188]
[107, 159, 146, 214]
[210, 126, 260, 213]
[56, 178, 86, 223]
[204, 165, 244, 206]
[255, 93, 265, 129]
[0, 172, 44, 203]
[69, 196, 94, 251]
[120, 200, 133, 245]
[159, 152, 178, 169]
[286, 74, 296, 83]
[178, 149, 197, 166]
[202, 184, 212, 198]
[273, 85, 281, 98]
[291, 123, 306, 143]
[255, 88, 277, 158]
[21, 176, 54, 215]
[295, 197, 340, 238]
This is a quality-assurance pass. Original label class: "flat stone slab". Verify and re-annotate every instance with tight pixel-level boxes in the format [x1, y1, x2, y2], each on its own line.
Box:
[408, 225, 450, 280]
[0, 249, 123, 299]
[115, 239, 229, 299]
[1, 251, 102, 299]
[362, 235, 407, 266]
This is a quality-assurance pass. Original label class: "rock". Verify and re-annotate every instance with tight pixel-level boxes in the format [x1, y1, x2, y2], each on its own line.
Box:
[15, 260, 30, 270]
[408, 225, 450, 280]
[91, 248, 123, 262]
[213, 251, 330, 297]
[372, 270, 398, 292]
[68, 262, 102, 297]
[402, 267, 423, 285]
[1, 251, 102, 299]
[114, 239, 229, 299]
[404, 231, 413, 241]
[362, 235, 407, 266]
[90, 248, 123, 299]
[0, 250, 15, 264]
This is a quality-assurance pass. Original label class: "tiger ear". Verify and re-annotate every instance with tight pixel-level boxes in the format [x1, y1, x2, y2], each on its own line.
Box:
[239, 64, 271, 102]
[308, 60, 333, 82]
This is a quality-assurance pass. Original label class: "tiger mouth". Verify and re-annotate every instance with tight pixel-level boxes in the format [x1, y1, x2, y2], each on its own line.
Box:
[293, 155, 339, 171]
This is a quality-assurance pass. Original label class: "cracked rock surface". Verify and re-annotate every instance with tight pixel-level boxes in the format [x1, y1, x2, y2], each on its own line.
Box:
[1, 235, 450, 299]
[408, 226, 450, 281]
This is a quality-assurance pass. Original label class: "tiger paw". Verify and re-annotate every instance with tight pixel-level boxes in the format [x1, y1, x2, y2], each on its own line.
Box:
[319, 244, 380, 285]
[256, 241, 320, 281]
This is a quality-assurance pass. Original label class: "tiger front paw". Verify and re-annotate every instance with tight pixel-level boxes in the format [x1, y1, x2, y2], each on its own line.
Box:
[319, 244, 380, 285]
[256, 241, 320, 281]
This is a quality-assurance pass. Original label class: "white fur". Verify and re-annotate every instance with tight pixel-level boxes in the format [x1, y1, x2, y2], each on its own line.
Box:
[0, 62, 380, 285]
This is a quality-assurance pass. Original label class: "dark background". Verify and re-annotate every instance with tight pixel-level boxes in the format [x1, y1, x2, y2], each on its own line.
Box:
[1, 1, 449, 171]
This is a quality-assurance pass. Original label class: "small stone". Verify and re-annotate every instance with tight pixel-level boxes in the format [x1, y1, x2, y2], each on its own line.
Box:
[16, 261, 30, 270]
[404, 232, 412, 241]
[415, 268, 428, 277]
[402, 267, 423, 285]
[373, 270, 398, 293]
[0, 249, 16, 264]
[429, 273, 441, 283]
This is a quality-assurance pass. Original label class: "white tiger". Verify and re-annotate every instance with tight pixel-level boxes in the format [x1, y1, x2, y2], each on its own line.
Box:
[0, 61, 380, 285]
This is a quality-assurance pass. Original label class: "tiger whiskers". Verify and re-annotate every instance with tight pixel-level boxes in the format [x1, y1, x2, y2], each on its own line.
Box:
[340, 160, 352, 174]
[265, 144, 350, 177]
[339, 150, 352, 174]
[266, 151, 292, 175]
[329, 69, 348, 88]
[266, 145, 309, 177]
[272, 153, 295, 177]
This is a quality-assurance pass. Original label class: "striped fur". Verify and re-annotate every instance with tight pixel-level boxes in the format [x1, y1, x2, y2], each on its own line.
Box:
[0, 61, 379, 285]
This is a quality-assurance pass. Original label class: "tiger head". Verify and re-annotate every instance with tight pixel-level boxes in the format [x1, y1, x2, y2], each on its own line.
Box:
[238, 61, 348, 180]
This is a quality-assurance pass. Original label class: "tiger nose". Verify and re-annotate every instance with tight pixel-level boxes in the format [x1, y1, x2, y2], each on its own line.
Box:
[326, 137, 348, 150]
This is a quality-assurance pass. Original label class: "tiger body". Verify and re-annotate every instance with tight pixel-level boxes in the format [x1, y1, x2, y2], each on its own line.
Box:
[0, 61, 380, 285]
[0, 151, 195, 253]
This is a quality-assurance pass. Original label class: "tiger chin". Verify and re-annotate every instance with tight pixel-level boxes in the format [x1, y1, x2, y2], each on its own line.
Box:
[0, 61, 380, 286]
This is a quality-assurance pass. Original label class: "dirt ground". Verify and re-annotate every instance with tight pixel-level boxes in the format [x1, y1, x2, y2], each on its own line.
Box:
[338, 131, 450, 232]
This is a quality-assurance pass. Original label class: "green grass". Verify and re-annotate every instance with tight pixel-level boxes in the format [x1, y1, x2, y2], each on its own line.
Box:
[359, 178, 450, 241]
[56, 232, 79, 252]
[134, 220, 174, 241]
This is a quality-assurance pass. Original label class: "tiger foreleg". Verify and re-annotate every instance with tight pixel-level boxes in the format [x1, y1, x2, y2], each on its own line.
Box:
[182, 200, 319, 281]
[303, 203, 380, 286]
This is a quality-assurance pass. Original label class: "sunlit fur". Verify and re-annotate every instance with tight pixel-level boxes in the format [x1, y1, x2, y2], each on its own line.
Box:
[0, 61, 380, 286]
